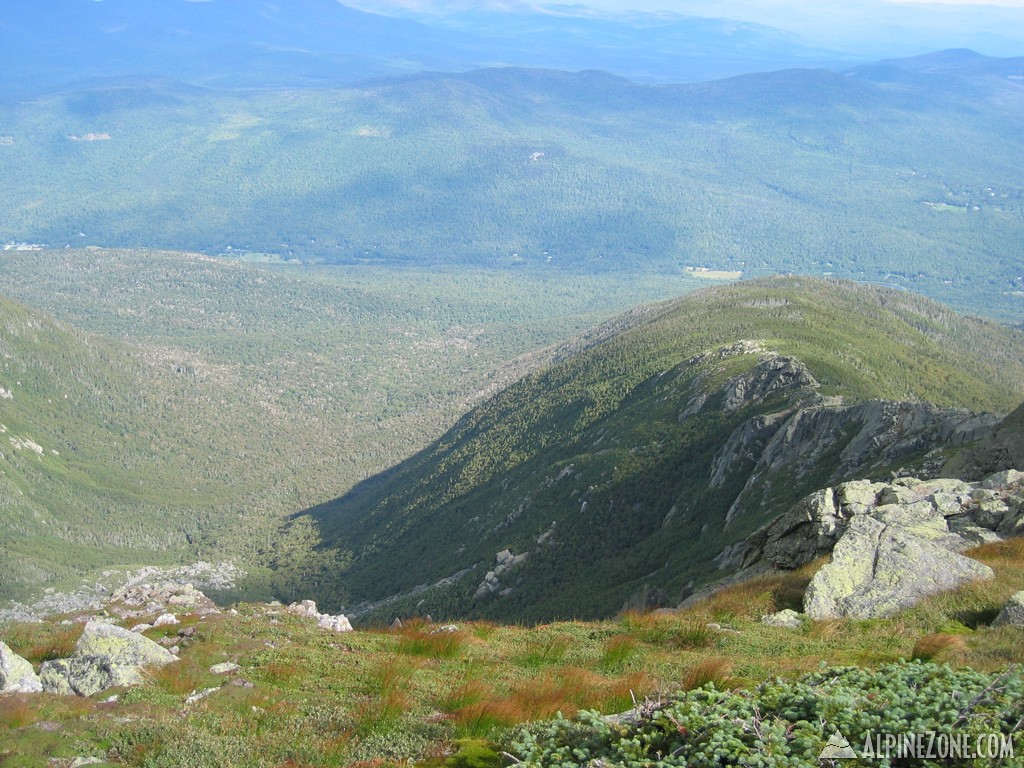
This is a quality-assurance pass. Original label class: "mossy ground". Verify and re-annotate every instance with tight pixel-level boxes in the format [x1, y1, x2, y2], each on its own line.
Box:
[1, 537, 1022, 767]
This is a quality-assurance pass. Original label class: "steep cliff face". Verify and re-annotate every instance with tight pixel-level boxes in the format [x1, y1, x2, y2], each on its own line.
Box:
[295, 278, 1024, 623]
[942, 402, 1024, 480]
[713, 395, 1000, 528]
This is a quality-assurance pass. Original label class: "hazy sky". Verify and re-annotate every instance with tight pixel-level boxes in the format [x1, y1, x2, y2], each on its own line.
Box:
[577, 0, 1024, 8]
[558, 0, 1024, 56]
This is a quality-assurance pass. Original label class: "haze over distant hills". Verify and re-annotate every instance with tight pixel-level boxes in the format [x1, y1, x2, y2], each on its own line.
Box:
[0, 0, 852, 98]
[2, 49, 1022, 318]
[349, 0, 1024, 60]
[6, 0, 1019, 101]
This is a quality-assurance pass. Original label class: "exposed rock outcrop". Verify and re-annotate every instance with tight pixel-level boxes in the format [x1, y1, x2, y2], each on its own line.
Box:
[803, 515, 994, 619]
[473, 549, 528, 600]
[0, 561, 239, 625]
[110, 582, 219, 620]
[39, 619, 176, 696]
[761, 609, 803, 628]
[0, 640, 42, 693]
[943, 402, 1024, 481]
[286, 600, 353, 633]
[721, 354, 818, 412]
[735, 470, 1023, 619]
[714, 401, 999, 526]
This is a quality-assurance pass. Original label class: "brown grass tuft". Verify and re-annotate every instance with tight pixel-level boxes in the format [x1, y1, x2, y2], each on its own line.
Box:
[452, 666, 658, 737]
[396, 627, 466, 658]
[599, 634, 638, 670]
[681, 657, 733, 691]
[261, 658, 303, 684]
[912, 633, 968, 663]
[148, 657, 209, 696]
[437, 677, 493, 713]
[0, 696, 39, 729]
[697, 577, 778, 621]
[4, 622, 82, 664]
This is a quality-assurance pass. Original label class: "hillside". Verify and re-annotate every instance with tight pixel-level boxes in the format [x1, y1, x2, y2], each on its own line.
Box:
[298, 277, 1024, 622]
[2, 53, 1024, 318]
[0, 248, 696, 605]
[0, 293, 259, 600]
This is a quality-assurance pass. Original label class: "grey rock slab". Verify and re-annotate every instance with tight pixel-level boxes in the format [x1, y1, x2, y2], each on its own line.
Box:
[0, 640, 42, 693]
[805, 516, 994, 619]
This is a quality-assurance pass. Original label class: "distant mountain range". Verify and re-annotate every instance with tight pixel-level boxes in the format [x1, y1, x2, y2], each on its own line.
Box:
[296, 277, 1024, 623]
[0, 0, 852, 98]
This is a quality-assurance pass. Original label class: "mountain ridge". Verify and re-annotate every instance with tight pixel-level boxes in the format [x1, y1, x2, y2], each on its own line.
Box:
[293, 277, 1024, 622]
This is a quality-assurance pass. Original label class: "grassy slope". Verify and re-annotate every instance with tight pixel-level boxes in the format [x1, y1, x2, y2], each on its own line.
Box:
[0, 248, 701, 602]
[0, 292, 251, 591]
[304, 277, 1024, 621]
[1, 536, 1021, 767]
[0, 61, 1022, 319]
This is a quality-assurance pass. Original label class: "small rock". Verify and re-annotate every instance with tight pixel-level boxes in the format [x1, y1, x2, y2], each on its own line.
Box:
[318, 614, 352, 633]
[707, 622, 740, 634]
[153, 613, 179, 627]
[39, 619, 176, 697]
[184, 687, 218, 706]
[287, 600, 320, 619]
[993, 591, 1024, 628]
[286, 600, 353, 632]
[390, 618, 404, 630]
[229, 678, 255, 688]
[209, 662, 240, 675]
[69, 758, 105, 767]
[130, 624, 153, 633]
[761, 609, 803, 629]
[430, 624, 459, 634]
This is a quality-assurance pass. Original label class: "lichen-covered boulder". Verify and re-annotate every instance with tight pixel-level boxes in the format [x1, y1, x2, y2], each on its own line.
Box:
[40, 619, 176, 696]
[0, 641, 42, 693]
[39, 655, 144, 696]
[804, 516, 994, 619]
[993, 591, 1024, 628]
